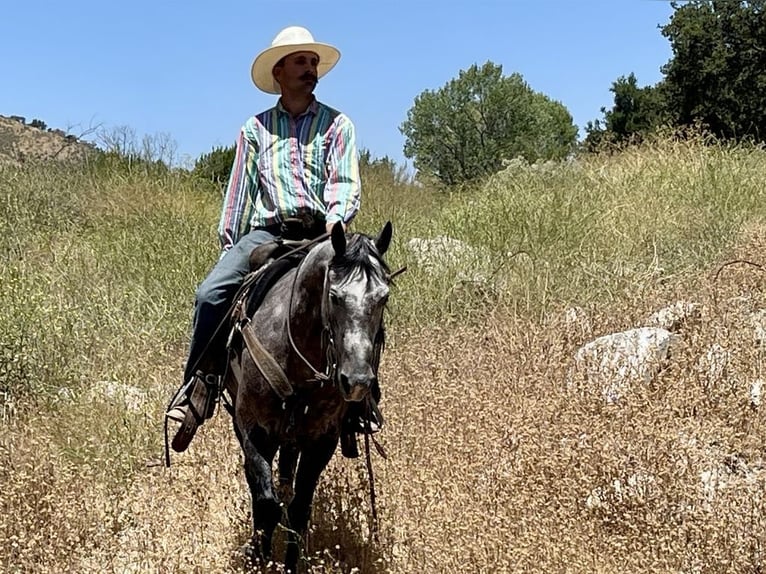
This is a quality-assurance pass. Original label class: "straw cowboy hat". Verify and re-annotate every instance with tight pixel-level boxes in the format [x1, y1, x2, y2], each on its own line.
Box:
[251, 26, 341, 94]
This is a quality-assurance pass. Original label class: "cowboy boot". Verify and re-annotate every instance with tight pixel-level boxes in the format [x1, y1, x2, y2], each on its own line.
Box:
[165, 372, 219, 453]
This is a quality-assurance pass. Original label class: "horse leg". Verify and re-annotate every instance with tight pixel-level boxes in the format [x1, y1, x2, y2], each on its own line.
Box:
[240, 427, 281, 566]
[277, 445, 299, 506]
[284, 435, 338, 573]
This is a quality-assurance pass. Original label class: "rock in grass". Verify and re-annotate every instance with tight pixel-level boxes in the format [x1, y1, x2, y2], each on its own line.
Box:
[571, 327, 679, 403]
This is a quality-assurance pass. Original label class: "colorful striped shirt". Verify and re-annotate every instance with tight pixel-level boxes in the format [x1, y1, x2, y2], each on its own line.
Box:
[217, 98, 362, 253]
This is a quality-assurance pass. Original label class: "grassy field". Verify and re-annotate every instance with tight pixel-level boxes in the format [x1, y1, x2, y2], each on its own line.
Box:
[2, 134, 766, 573]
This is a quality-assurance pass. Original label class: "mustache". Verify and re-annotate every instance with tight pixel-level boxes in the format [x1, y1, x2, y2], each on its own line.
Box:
[300, 73, 318, 83]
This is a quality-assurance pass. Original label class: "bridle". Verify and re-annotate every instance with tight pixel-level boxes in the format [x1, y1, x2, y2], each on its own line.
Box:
[285, 254, 336, 385]
[285, 241, 396, 392]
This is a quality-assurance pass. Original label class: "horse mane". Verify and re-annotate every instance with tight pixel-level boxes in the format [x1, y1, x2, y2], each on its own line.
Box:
[329, 232, 390, 283]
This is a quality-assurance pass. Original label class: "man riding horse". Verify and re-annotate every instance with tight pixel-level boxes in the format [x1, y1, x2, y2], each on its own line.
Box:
[165, 25, 382, 456]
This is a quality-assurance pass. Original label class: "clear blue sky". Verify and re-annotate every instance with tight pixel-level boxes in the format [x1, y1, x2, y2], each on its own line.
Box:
[0, 0, 675, 168]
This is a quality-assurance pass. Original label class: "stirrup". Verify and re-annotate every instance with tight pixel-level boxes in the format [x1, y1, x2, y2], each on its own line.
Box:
[165, 372, 219, 453]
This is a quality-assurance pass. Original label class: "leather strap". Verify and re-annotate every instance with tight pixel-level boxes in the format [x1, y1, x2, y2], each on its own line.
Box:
[239, 320, 294, 401]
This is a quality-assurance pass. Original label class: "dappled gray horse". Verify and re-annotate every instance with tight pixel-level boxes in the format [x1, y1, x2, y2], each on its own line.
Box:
[224, 221, 393, 572]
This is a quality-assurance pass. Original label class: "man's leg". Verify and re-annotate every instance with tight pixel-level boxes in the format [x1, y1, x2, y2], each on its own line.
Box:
[167, 229, 279, 453]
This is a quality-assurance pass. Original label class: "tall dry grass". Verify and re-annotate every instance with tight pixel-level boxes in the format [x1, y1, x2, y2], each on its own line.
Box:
[2, 135, 766, 573]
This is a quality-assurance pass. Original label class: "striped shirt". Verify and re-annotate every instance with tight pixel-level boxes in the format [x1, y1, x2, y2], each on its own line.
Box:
[218, 98, 361, 253]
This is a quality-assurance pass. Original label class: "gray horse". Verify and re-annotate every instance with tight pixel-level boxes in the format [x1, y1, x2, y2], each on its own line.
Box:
[224, 221, 393, 572]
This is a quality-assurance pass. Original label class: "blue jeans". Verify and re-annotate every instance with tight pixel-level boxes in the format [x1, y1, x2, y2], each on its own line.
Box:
[183, 228, 278, 383]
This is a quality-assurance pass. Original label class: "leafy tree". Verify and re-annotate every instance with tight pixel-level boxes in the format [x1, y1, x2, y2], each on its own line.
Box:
[400, 61, 578, 186]
[584, 74, 669, 150]
[29, 118, 47, 131]
[660, 0, 766, 142]
[192, 144, 236, 185]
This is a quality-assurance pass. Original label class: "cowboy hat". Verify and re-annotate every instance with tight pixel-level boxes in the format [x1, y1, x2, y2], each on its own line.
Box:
[251, 26, 341, 94]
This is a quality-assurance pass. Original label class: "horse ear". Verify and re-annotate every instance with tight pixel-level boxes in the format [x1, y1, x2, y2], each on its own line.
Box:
[375, 221, 393, 255]
[331, 221, 346, 256]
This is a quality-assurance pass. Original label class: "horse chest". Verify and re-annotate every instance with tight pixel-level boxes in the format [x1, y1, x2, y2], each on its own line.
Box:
[276, 388, 346, 440]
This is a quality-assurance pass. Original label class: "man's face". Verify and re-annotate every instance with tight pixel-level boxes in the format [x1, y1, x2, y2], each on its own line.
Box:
[274, 51, 319, 95]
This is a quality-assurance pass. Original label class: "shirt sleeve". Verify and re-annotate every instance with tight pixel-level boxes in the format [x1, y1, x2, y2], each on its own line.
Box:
[324, 114, 361, 225]
[218, 120, 259, 254]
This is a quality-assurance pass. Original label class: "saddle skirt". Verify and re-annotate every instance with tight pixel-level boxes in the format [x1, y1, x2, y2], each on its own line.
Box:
[240, 239, 314, 322]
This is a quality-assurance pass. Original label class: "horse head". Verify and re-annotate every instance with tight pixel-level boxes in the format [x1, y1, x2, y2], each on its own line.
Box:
[322, 221, 393, 403]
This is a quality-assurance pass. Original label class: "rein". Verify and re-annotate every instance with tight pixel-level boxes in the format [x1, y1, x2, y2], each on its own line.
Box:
[286, 255, 332, 383]
[284, 246, 407, 387]
[240, 232, 332, 397]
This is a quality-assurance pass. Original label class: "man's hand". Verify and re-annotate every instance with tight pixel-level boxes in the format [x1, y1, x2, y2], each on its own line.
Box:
[326, 221, 346, 235]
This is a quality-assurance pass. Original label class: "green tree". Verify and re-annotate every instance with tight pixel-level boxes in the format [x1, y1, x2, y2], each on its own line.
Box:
[400, 61, 578, 186]
[660, 0, 766, 142]
[584, 74, 668, 150]
[192, 144, 236, 185]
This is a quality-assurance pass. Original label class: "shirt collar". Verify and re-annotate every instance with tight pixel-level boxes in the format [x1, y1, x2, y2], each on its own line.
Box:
[276, 97, 319, 118]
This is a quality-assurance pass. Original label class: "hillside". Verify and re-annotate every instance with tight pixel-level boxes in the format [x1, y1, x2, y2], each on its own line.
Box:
[3, 136, 766, 572]
[0, 114, 96, 166]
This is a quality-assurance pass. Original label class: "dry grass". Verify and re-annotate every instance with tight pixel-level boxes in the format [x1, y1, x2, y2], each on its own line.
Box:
[378, 269, 766, 573]
[3, 136, 766, 573]
[5, 254, 766, 573]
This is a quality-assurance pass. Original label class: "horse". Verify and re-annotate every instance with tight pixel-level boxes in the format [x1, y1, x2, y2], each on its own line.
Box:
[223, 220, 393, 572]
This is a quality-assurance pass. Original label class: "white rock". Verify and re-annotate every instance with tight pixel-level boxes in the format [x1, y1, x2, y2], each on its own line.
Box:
[585, 472, 656, 510]
[572, 327, 678, 403]
[585, 486, 606, 510]
[407, 235, 492, 284]
[407, 236, 477, 270]
[90, 380, 147, 412]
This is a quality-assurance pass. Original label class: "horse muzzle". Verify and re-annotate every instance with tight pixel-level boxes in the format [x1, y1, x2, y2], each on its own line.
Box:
[338, 372, 375, 402]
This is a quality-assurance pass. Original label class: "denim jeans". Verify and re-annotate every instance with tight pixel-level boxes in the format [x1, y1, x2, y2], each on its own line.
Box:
[183, 228, 278, 382]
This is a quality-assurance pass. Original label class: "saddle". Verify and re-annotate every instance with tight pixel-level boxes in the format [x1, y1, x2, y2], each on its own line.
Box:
[239, 216, 326, 318]
[243, 239, 314, 320]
